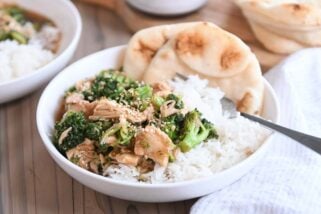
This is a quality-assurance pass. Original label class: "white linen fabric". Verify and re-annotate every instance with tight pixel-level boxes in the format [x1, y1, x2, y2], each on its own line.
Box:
[191, 48, 321, 214]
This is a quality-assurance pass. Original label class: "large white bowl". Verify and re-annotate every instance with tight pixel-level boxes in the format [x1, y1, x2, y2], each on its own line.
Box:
[0, 0, 81, 103]
[37, 46, 280, 202]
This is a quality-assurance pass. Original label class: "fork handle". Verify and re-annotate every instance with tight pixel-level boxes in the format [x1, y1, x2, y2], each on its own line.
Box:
[241, 112, 321, 154]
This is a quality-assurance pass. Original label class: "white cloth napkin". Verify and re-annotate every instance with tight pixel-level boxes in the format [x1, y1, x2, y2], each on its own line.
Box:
[191, 48, 321, 214]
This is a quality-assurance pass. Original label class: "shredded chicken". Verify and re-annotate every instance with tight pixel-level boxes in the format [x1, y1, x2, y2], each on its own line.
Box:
[134, 126, 175, 167]
[58, 127, 72, 145]
[75, 79, 92, 92]
[65, 92, 96, 116]
[66, 139, 99, 173]
[115, 153, 141, 166]
[89, 98, 151, 123]
[152, 82, 172, 97]
[160, 100, 180, 117]
[100, 136, 117, 146]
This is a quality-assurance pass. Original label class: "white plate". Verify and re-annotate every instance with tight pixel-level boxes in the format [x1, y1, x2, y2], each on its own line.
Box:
[0, 0, 82, 103]
[37, 46, 280, 202]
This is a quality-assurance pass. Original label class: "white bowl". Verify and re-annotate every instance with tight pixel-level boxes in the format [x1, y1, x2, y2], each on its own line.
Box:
[37, 46, 280, 202]
[126, 0, 208, 16]
[0, 0, 82, 103]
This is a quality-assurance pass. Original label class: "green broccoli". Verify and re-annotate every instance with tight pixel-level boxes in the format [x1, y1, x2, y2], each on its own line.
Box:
[85, 120, 113, 141]
[82, 70, 136, 102]
[53, 111, 87, 154]
[151, 95, 165, 110]
[166, 94, 184, 109]
[178, 110, 218, 152]
[133, 85, 152, 111]
[98, 121, 136, 152]
[10, 31, 28, 44]
[161, 113, 185, 142]
[202, 118, 219, 139]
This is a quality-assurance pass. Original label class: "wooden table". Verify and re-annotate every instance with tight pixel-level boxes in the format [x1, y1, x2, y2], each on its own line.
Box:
[0, 2, 196, 214]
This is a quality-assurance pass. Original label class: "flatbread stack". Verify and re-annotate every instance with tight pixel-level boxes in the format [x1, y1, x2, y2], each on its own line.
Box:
[123, 22, 264, 115]
[236, 0, 321, 54]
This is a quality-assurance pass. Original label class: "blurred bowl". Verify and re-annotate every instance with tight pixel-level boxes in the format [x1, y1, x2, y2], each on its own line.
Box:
[0, 0, 82, 103]
[37, 45, 280, 202]
[126, 0, 208, 16]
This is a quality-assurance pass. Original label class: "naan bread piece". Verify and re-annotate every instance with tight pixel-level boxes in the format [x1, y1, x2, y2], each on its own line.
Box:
[123, 23, 200, 80]
[174, 22, 252, 78]
[248, 43, 286, 69]
[142, 40, 195, 84]
[143, 23, 264, 115]
[236, 0, 321, 54]
[236, 0, 321, 27]
[207, 54, 264, 115]
[249, 21, 307, 54]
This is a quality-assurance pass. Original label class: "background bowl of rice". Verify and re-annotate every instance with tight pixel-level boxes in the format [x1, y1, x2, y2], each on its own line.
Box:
[0, 0, 81, 103]
[37, 46, 280, 202]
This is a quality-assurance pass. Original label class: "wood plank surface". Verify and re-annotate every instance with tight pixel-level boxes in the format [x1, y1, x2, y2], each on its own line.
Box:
[0, 2, 195, 214]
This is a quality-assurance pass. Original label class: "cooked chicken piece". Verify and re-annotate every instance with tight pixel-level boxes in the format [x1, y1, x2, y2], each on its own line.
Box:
[144, 105, 155, 121]
[0, 11, 35, 37]
[160, 100, 180, 118]
[75, 79, 92, 92]
[89, 98, 150, 123]
[152, 82, 172, 97]
[114, 153, 141, 166]
[120, 147, 133, 154]
[134, 126, 175, 166]
[65, 92, 96, 116]
[66, 139, 99, 172]
[101, 136, 117, 146]
[58, 127, 72, 145]
[137, 158, 155, 173]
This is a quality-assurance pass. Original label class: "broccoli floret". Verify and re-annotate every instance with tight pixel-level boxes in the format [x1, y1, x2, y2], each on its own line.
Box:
[53, 111, 87, 154]
[98, 121, 136, 152]
[161, 113, 185, 142]
[166, 94, 184, 109]
[9, 31, 28, 44]
[82, 70, 136, 102]
[134, 85, 152, 111]
[178, 110, 218, 152]
[151, 95, 165, 109]
[85, 120, 113, 141]
[116, 122, 136, 145]
[202, 118, 219, 139]
[134, 85, 152, 99]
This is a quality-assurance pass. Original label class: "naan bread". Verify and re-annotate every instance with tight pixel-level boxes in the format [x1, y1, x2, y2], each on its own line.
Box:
[123, 23, 200, 80]
[236, 0, 321, 54]
[124, 22, 264, 115]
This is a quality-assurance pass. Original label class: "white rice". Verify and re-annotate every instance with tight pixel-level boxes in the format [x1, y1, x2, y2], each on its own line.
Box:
[104, 76, 271, 183]
[0, 25, 59, 83]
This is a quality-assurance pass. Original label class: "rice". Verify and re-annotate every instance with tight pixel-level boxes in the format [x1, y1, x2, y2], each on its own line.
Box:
[0, 24, 59, 83]
[104, 76, 271, 183]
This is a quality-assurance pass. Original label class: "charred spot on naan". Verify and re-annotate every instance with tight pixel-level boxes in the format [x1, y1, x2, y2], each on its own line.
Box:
[135, 39, 159, 62]
[175, 30, 206, 55]
[284, 3, 310, 16]
[220, 48, 243, 70]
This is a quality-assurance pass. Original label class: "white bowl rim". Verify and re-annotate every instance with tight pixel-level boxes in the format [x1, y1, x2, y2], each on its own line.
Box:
[37, 45, 280, 189]
[0, 0, 82, 87]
